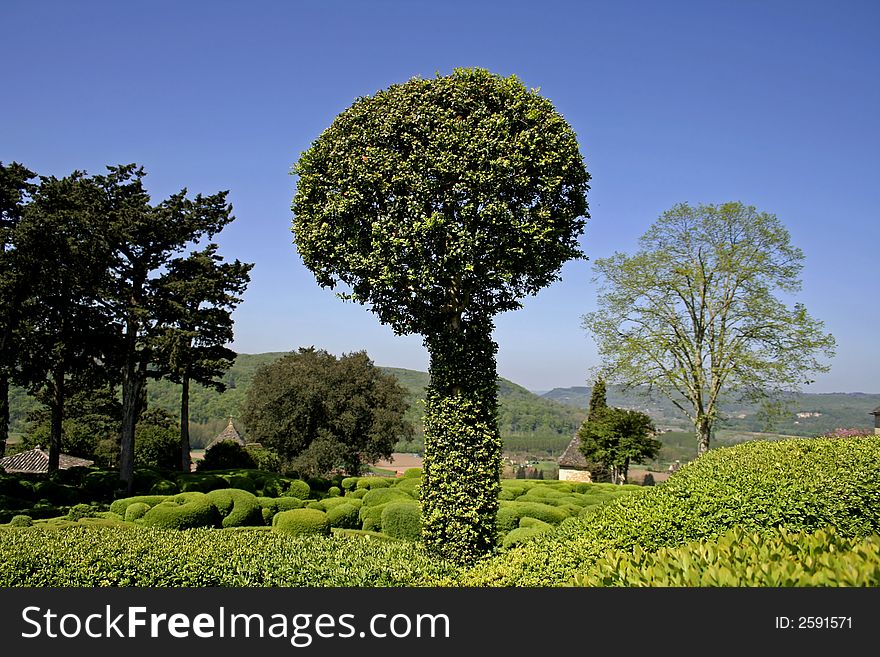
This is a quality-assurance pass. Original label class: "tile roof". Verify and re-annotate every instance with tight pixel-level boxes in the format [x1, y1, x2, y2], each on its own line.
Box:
[558, 433, 589, 469]
[205, 418, 245, 450]
[0, 447, 93, 473]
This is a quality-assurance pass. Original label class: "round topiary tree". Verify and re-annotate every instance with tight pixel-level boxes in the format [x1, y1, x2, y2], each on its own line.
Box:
[272, 508, 331, 537]
[291, 68, 590, 562]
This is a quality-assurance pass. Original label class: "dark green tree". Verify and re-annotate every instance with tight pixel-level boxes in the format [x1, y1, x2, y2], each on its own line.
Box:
[583, 202, 835, 455]
[588, 377, 607, 421]
[153, 245, 253, 472]
[577, 406, 660, 484]
[133, 407, 180, 471]
[15, 172, 114, 471]
[241, 348, 413, 477]
[94, 165, 238, 491]
[291, 68, 589, 561]
[0, 162, 37, 457]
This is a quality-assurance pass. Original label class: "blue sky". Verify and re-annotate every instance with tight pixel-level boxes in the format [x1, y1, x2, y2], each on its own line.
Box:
[3, 0, 878, 393]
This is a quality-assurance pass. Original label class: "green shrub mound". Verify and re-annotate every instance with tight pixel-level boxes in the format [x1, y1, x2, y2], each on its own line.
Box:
[284, 479, 311, 500]
[578, 526, 880, 587]
[110, 495, 169, 517]
[519, 517, 552, 530]
[392, 477, 421, 498]
[356, 477, 391, 491]
[341, 477, 359, 492]
[495, 506, 520, 535]
[358, 504, 387, 532]
[9, 515, 33, 528]
[326, 503, 361, 530]
[403, 468, 422, 478]
[462, 437, 880, 586]
[502, 526, 545, 550]
[327, 486, 341, 497]
[124, 503, 151, 522]
[206, 489, 263, 528]
[502, 500, 570, 525]
[67, 504, 96, 522]
[273, 508, 331, 537]
[348, 489, 368, 499]
[141, 492, 221, 530]
[361, 487, 412, 507]
[0, 527, 458, 586]
[381, 502, 421, 541]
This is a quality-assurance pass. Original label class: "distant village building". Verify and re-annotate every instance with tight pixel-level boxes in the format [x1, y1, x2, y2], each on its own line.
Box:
[205, 418, 246, 451]
[872, 406, 880, 435]
[0, 446, 93, 474]
[557, 433, 592, 483]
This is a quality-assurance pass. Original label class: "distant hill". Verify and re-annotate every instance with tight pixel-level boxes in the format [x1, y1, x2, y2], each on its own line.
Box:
[541, 386, 880, 437]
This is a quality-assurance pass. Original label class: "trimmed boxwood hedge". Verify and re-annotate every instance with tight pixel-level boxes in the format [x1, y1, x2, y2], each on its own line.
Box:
[0, 526, 459, 586]
[273, 508, 331, 537]
[206, 489, 263, 528]
[110, 495, 169, 517]
[462, 437, 880, 586]
[141, 493, 221, 530]
[381, 502, 421, 541]
[326, 503, 361, 530]
[124, 503, 151, 522]
[284, 479, 311, 500]
[361, 487, 412, 507]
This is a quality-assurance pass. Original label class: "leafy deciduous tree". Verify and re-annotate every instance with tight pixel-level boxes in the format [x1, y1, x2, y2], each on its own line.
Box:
[241, 348, 413, 477]
[577, 406, 660, 484]
[583, 202, 836, 455]
[291, 68, 589, 561]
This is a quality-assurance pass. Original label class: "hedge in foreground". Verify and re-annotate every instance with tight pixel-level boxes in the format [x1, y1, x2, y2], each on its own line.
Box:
[577, 526, 880, 587]
[461, 437, 880, 586]
[0, 527, 457, 586]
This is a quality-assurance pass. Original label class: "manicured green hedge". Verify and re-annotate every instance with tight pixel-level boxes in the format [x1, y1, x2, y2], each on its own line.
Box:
[392, 477, 421, 498]
[326, 503, 361, 530]
[124, 503, 151, 522]
[461, 437, 880, 586]
[0, 526, 458, 586]
[273, 508, 331, 537]
[284, 479, 311, 500]
[502, 526, 545, 549]
[356, 477, 391, 491]
[361, 487, 412, 507]
[206, 489, 263, 528]
[381, 502, 421, 541]
[9, 515, 32, 528]
[109, 495, 169, 517]
[141, 493, 221, 530]
[578, 526, 880, 587]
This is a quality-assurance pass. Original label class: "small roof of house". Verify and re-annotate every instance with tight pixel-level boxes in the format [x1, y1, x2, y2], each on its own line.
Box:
[0, 446, 93, 474]
[558, 433, 589, 469]
[205, 418, 245, 450]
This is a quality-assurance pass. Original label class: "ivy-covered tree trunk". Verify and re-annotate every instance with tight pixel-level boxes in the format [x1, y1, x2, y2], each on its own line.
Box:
[421, 318, 502, 563]
[180, 373, 191, 472]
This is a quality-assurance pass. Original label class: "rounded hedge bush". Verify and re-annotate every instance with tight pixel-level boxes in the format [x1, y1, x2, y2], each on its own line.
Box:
[326, 503, 361, 530]
[393, 477, 421, 498]
[502, 526, 545, 549]
[178, 473, 229, 493]
[356, 477, 391, 491]
[381, 502, 421, 541]
[67, 504, 96, 522]
[9, 515, 33, 528]
[206, 489, 263, 528]
[361, 487, 412, 507]
[328, 486, 342, 497]
[141, 492, 221, 530]
[341, 477, 359, 492]
[110, 495, 170, 517]
[506, 501, 570, 525]
[284, 480, 311, 500]
[496, 506, 520, 535]
[403, 468, 422, 478]
[273, 508, 331, 537]
[125, 502, 151, 522]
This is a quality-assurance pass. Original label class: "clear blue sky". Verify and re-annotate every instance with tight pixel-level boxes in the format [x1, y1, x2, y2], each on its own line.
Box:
[3, 0, 878, 393]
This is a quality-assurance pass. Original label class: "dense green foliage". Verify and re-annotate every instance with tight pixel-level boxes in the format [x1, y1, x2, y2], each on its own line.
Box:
[140, 492, 221, 530]
[197, 440, 257, 471]
[381, 501, 421, 541]
[0, 527, 458, 586]
[241, 348, 412, 476]
[206, 488, 263, 528]
[577, 406, 660, 484]
[578, 526, 880, 587]
[462, 437, 880, 586]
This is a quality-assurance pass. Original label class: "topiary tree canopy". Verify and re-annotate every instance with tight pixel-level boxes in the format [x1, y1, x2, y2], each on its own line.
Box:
[291, 68, 590, 562]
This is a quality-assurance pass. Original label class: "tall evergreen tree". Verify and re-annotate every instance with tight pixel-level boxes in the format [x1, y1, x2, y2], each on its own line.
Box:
[587, 376, 608, 421]
[153, 245, 253, 471]
[0, 162, 36, 457]
[94, 165, 237, 491]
